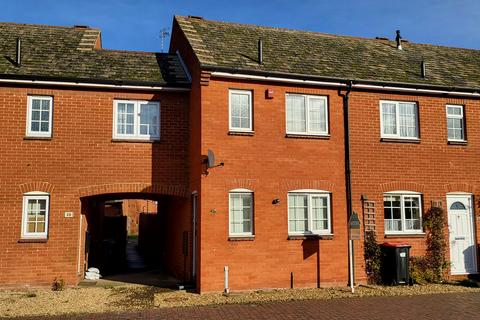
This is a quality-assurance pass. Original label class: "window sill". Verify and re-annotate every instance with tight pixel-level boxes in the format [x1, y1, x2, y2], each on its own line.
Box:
[380, 138, 420, 144]
[288, 234, 333, 240]
[228, 235, 255, 241]
[448, 140, 467, 146]
[228, 131, 255, 136]
[384, 233, 425, 239]
[18, 238, 48, 243]
[285, 134, 330, 140]
[111, 139, 159, 143]
[24, 136, 52, 141]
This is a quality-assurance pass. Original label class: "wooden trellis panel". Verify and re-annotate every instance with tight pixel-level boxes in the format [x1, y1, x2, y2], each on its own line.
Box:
[362, 200, 376, 233]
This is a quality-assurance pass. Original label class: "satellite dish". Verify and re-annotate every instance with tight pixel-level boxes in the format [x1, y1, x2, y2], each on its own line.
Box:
[207, 149, 216, 168]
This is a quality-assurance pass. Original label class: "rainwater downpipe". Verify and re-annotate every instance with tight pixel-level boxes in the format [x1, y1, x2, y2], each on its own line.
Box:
[339, 81, 355, 293]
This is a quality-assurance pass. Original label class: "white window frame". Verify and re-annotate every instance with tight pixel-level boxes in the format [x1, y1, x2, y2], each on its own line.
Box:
[228, 90, 253, 132]
[26, 96, 53, 138]
[287, 189, 332, 236]
[446, 104, 465, 142]
[380, 100, 419, 140]
[228, 189, 254, 237]
[383, 191, 423, 235]
[285, 94, 329, 136]
[112, 100, 160, 141]
[21, 192, 50, 239]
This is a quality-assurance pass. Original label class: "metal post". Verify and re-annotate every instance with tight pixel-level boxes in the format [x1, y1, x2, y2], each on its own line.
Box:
[349, 239, 355, 293]
[224, 266, 229, 294]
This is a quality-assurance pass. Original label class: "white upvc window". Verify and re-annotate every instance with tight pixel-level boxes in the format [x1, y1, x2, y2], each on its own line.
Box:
[288, 190, 331, 235]
[113, 100, 160, 140]
[229, 189, 253, 236]
[446, 105, 465, 141]
[383, 192, 423, 234]
[229, 90, 253, 132]
[26, 96, 53, 138]
[380, 100, 419, 139]
[21, 192, 50, 239]
[286, 94, 328, 135]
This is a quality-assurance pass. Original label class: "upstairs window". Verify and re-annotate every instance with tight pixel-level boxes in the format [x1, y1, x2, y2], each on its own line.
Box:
[383, 192, 422, 234]
[446, 105, 465, 141]
[380, 101, 418, 139]
[229, 90, 253, 132]
[288, 190, 331, 235]
[286, 94, 328, 135]
[113, 100, 160, 140]
[27, 96, 53, 138]
[229, 189, 253, 236]
[22, 192, 50, 239]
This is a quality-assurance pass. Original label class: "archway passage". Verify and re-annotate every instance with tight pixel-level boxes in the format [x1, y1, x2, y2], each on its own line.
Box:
[80, 192, 193, 288]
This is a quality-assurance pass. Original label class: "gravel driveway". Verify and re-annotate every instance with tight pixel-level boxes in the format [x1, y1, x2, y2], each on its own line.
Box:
[0, 282, 479, 318]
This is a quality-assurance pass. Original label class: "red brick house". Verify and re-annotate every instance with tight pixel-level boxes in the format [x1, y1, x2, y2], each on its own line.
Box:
[170, 16, 480, 291]
[1, 17, 479, 292]
[0, 22, 192, 286]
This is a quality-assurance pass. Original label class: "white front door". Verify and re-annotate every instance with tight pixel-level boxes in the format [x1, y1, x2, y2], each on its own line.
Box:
[447, 195, 477, 275]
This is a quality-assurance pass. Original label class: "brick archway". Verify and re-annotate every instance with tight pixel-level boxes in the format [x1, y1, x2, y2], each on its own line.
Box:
[77, 183, 189, 198]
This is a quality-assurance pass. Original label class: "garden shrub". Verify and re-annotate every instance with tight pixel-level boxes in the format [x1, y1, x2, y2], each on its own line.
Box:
[410, 205, 448, 284]
[364, 230, 382, 284]
[423, 206, 449, 282]
[51, 278, 65, 291]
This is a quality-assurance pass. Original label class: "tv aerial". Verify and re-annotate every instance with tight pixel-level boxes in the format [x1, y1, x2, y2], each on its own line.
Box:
[160, 28, 170, 52]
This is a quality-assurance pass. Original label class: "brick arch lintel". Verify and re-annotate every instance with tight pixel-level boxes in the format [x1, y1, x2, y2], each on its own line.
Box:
[225, 178, 259, 192]
[443, 183, 477, 194]
[380, 181, 425, 193]
[19, 182, 55, 194]
[282, 180, 336, 192]
[76, 183, 189, 198]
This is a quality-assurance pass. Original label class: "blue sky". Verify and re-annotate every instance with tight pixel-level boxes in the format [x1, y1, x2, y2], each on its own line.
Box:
[2, 1, 480, 52]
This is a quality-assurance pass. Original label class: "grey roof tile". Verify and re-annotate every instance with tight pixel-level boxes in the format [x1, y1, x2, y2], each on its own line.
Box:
[0, 22, 190, 87]
[176, 16, 480, 90]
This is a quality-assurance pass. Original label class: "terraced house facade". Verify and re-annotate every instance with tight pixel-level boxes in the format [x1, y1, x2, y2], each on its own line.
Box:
[1, 16, 479, 292]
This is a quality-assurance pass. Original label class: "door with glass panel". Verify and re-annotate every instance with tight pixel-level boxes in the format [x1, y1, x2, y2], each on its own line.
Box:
[447, 195, 477, 274]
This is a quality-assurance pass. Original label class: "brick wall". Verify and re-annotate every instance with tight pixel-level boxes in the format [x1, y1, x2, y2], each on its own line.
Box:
[0, 85, 189, 286]
[197, 78, 349, 292]
[349, 91, 480, 280]
[122, 199, 158, 235]
[170, 19, 204, 289]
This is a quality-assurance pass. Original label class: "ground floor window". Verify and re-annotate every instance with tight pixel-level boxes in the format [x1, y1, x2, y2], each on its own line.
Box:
[288, 190, 331, 235]
[383, 193, 422, 234]
[229, 189, 253, 236]
[22, 192, 49, 239]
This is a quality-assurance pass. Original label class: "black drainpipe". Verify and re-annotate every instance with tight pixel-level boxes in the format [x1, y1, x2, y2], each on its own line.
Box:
[338, 80, 354, 286]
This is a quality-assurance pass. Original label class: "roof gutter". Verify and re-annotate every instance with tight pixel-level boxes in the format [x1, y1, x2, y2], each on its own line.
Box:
[210, 70, 480, 98]
[0, 76, 190, 92]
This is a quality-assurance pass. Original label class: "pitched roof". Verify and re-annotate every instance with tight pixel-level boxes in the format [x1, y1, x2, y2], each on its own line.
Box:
[175, 16, 480, 91]
[0, 22, 190, 87]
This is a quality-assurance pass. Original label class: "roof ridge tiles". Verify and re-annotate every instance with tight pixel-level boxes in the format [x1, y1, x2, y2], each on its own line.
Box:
[0, 21, 99, 31]
[177, 15, 480, 52]
[99, 49, 166, 55]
